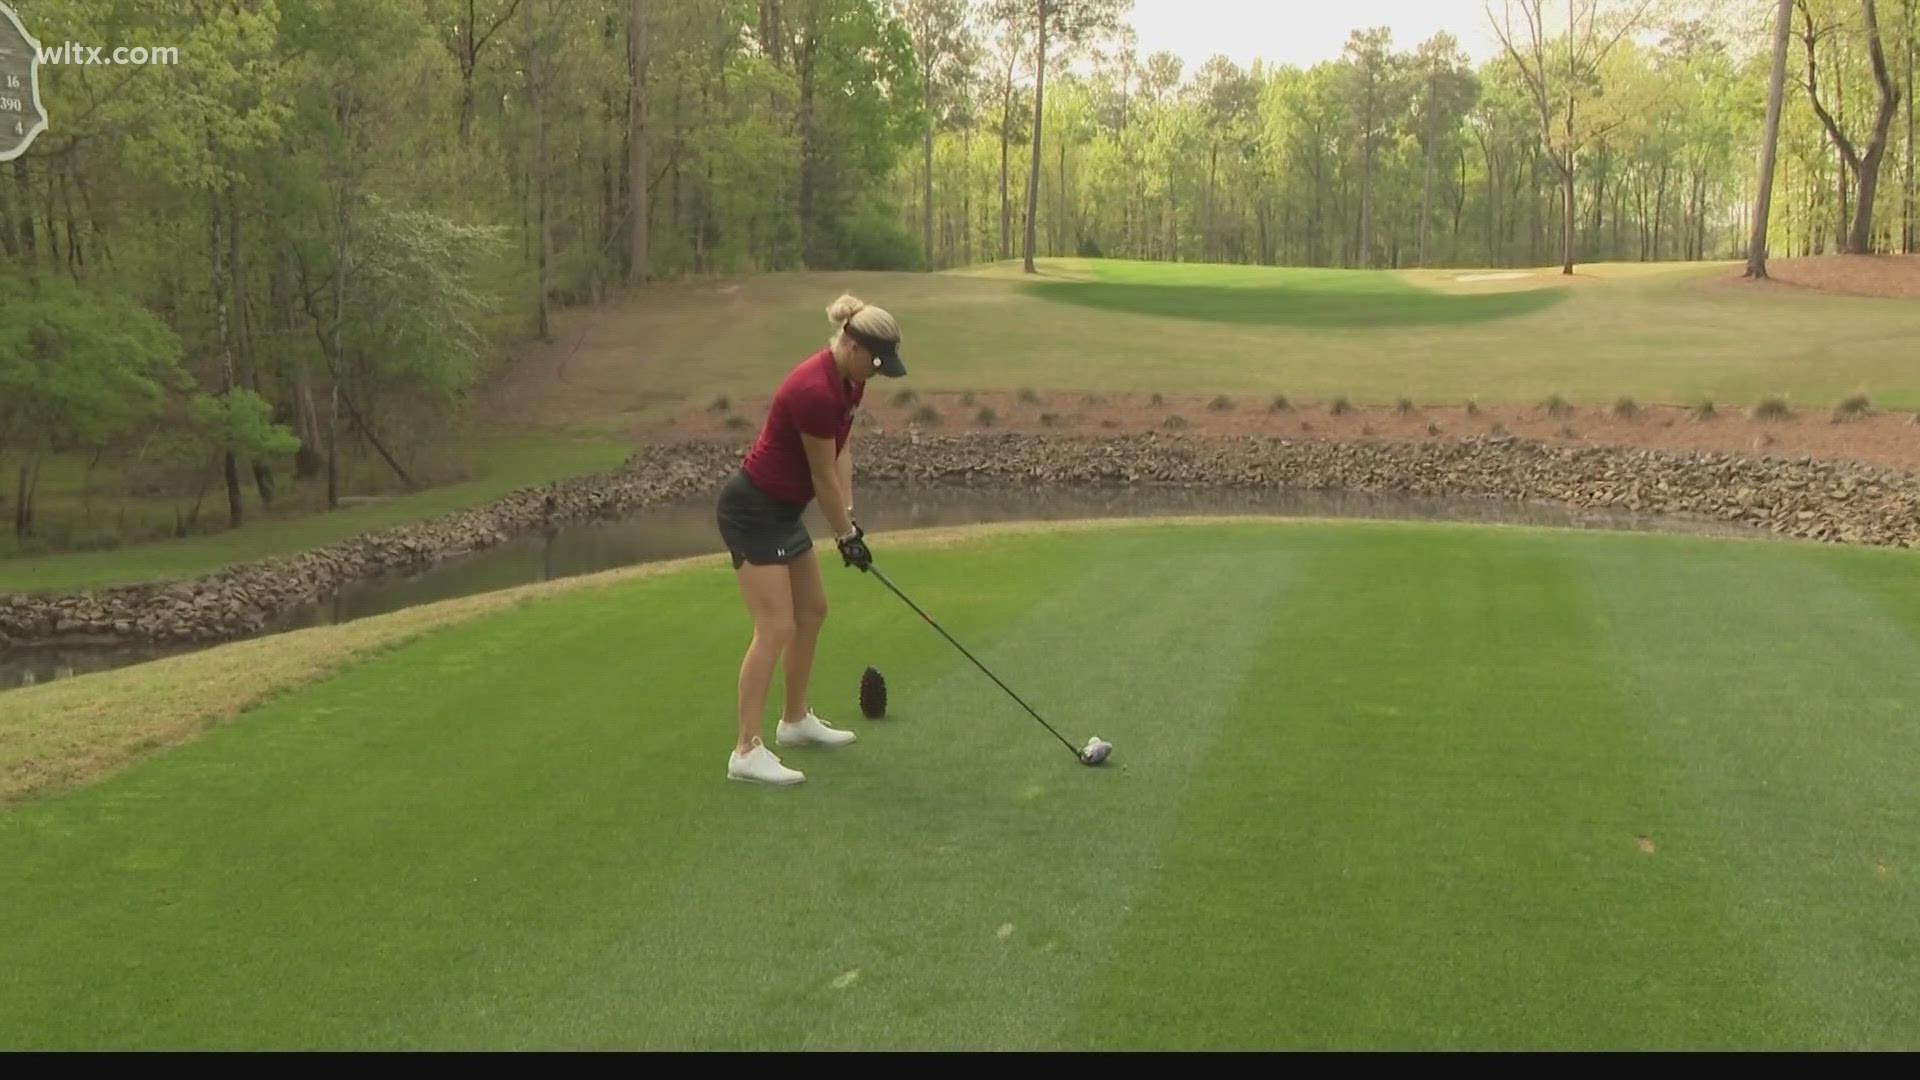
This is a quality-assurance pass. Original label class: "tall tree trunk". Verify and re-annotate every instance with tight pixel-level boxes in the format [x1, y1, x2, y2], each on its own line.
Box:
[1589, 146, 1608, 249]
[1311, 157, 1325, 266]
[58, 168, 80, 271]
[1750, 1, 1795, 277]
[14, 455, 38, 540]
[1612, 177, 1624, 257]
[1453, 145, 1468, 249]
[210, 187, 243, 530]
[13, 159, 33, 262]
[1850, 0, 1903, 253]
[998, 48, 1017, 262]
[962, 124, 973, 264]
[797, 5, 820, 266]
[629, 0, 649, 283]
[1530, 156, 1543, 264]
[1802, 8, 1876, 252]
[1693, 172, 1708, 260]
[1653, 163, 1669, 261]
[1359, 83, 1375, 267]
[0, 169, 15, 261]
[760, 0, 783, 62]
[529, 1, 551, 337]
[460, 1, 476, 143]
[1419, 107, 1436, 267]
[1558, 162, 1575, 273]
[328, 141, 349, 511]
[998, 106, 1012, 259]
[1560, 156, 1576, 276]
[1905, 0, 1915, 252]
[1058, 136, 1068, 257]
[924, 68, 936, 271]
[1256, 195, 1270, 265]
[1480, 131, 1497, 265]
[230, 188, 274, 505]
[1022, 0, 1046, 274]
[275, 251, 323, 479]
[12, 451, 38, 538]
[1840, 52, 1851, 245]
[1205, 141, 1218, 262]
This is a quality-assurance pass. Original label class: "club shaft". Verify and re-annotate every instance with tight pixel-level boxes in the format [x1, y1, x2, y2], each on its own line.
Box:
[868, 566, 1081, 756]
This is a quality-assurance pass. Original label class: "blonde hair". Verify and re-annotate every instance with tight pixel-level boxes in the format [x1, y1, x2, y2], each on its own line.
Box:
[827, 293, 900, 351]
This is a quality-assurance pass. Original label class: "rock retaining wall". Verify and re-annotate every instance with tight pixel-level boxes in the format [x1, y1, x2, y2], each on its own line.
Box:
[4, 435, 1915, 648]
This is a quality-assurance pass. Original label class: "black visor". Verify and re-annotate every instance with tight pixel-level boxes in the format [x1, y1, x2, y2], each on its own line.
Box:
[845, 325, 906, 377]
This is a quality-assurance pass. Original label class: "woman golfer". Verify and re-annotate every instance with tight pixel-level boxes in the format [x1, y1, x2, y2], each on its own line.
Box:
[715, 294, 905, 784]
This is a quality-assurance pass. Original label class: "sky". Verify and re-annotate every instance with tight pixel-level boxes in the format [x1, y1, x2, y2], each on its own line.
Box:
[1125, 0, 1510, 74]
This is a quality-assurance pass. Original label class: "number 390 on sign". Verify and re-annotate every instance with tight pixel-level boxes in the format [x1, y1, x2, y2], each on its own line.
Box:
[1, 96, 25, 113]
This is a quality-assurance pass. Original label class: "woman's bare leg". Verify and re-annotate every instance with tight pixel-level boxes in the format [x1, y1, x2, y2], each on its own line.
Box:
[735, 562, 795, 753]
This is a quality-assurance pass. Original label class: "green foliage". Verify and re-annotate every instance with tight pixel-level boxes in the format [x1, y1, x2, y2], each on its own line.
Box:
[187, 391, 302, 461]
[352, 198, 512, 406]
[816, 203, 925, 270]
[0, 275, 188, 450]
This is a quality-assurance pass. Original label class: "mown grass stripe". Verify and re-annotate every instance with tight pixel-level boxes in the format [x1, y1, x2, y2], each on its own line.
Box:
[1068, 527, 1793, 1049]
[0, 525, 1299, 1049]
[1579, 536, 1920, 1049]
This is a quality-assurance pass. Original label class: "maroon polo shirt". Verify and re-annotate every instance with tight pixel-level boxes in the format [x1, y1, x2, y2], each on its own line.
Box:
[740, 349, 863, 506]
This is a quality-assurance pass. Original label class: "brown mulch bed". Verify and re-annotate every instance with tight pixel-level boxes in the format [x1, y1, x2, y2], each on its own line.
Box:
[1722, 254, 1920, 299]
[649, 391, 1920, 474]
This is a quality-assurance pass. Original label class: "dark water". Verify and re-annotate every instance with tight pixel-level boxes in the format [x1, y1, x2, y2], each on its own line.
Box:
[1, 482, 1762, 690]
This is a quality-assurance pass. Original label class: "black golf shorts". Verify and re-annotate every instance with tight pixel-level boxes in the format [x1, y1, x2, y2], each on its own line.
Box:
[715, 467, 813, 570]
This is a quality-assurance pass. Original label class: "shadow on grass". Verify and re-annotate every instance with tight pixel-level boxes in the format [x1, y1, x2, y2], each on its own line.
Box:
[1021, 279, 1572, 328]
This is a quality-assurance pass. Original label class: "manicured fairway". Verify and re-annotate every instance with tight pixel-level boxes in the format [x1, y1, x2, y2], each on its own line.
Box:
[496, 259, 1920, 437]
[1019, 259, 1573, 327]
[2, 520, 1917, 1049]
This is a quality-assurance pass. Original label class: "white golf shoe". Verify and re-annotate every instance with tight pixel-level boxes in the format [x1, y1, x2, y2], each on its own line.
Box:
[776, 710, 858, 748]
[728, 738, 805, 785]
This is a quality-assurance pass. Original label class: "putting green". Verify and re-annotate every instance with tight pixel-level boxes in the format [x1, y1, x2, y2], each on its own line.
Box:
[2, 519, 1918, 1049]
[1020, 259, 1572, 327]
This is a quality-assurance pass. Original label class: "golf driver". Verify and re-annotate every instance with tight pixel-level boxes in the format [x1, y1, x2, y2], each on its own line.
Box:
[864, 563, 1113, 767]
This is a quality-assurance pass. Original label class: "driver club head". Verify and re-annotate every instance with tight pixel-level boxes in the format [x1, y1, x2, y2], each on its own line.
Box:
[1080, 736, 1113, 766]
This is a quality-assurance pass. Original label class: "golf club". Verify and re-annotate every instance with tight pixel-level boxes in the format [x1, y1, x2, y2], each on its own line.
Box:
[864, 562, 1112, 767]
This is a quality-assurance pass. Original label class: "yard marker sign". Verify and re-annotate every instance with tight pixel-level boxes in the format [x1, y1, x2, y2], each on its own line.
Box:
[0, 3, 47, 162]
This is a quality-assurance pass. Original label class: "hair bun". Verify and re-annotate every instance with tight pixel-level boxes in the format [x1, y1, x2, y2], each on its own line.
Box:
[827, 293, 867, 325]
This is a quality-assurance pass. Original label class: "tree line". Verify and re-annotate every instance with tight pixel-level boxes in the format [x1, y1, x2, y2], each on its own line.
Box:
[0, 0, 1913, 550]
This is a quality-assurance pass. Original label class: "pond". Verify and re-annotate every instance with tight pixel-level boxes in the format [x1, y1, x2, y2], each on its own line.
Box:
[0, 481, 1763, 690]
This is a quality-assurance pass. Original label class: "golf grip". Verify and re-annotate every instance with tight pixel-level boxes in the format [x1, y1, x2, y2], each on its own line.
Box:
[866, 565, 1082, 756]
